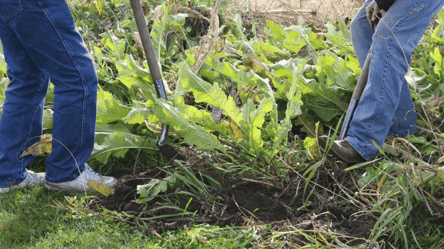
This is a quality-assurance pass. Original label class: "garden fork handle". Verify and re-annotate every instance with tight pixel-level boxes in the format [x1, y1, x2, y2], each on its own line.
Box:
[130, 0, 169, 146]
[339, 54, 372, 140]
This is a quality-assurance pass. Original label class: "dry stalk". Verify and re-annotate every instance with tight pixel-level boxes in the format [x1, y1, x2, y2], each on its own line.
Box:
[239, 177, 282, 189]
[52, 199, 139, 226]
[175, 7, 211, 22]
[277, 156, 364, 209]
[322, 164, 372, 207]
[392, 137, 422, 156]
[191, 0, 220, 74]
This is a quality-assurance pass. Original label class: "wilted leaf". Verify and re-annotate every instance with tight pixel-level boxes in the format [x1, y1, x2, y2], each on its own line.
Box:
[20, 134, 52, 158]
[131, 32, 144, 53]
[88, 180, 115, 196]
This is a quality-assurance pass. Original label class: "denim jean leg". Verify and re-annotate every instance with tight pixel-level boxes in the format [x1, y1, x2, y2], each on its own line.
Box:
[2, 0, 98, 183]
[0, 22, 49, 187]
[350, 0, 374, 67]
[346, 0, 444, 160]
[348, 0, 417, 146]
[387, 78, 417, 137]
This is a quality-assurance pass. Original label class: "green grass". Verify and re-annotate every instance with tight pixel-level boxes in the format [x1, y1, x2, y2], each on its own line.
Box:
[0, 185, 142, 248]
[0, 174, 257, 248]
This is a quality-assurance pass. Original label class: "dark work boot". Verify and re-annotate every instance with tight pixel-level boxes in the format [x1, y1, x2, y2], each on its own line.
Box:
[318, 135, 366, 164]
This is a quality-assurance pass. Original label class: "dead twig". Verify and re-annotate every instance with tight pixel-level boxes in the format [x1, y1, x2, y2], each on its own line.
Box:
[192, 0, 221, 74]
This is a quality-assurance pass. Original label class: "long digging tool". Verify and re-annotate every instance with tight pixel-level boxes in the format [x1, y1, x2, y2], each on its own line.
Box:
[339, 54, 372, 140]
[130, 0, 184, 161]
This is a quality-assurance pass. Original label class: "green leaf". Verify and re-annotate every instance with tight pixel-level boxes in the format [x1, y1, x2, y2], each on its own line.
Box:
[91, 132, 156, 164]
[436, 169, 444, 187]
[307, 30, 328, 50]
[346, 54, 361, 75]
[95, 122, 132, 138]
[282, 29, 306, 54]
[283, 26, 328, 53]
[405, 67, 426, 88]
[101, 32, 126, 60]
[177, 65, 249, 139]
[325, 19, 353, 55]
[300, 78, 348, 111]
[430, 46, 443, 76]
[197, 56, 270, 92]
[43, 109, 53, 130]
[137, 176, 176, 203]
[316, 51, 355, 92]
[248, 98, 274, 152]
[124, 107, 148, 125]
[176, 96, 230, 136]
[304, 136, 321, 160]
[269, 59, 305, 155]
[145, 95, 226, 152]
[232, 14, 247, 41]
[252, 41, 289, 62]
[257, 77, 278, 129]
[431, 23, 444, 45]
[358, 167, 377, 188]
[265, 20, 286, 45]
[96, 91, 131, 126]
[0, 44, 6, 75]
[116, 54, 152, 89]
[294, 107, 323, 138]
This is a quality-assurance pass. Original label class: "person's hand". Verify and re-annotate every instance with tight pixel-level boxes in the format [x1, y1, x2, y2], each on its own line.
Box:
[366, 0, 387, 30]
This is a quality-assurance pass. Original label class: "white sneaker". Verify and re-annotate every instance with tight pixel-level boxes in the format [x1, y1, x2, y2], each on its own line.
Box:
[45, 163, 117, 192]
[0, 169, 45, 194]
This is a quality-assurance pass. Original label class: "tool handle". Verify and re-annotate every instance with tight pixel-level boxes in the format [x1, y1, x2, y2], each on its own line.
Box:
[352, 54, 372, 100]
[131, 0, 171, 148]
[130, 0, 166, 100]
[339, 54, 372, 140]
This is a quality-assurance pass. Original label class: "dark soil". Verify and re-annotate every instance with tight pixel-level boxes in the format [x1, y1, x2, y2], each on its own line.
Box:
[97, 164, 377, 245]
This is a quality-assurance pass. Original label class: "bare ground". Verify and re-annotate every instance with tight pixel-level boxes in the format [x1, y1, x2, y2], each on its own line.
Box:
[238, 0, 365, 27]
[96, 163, 377, 247]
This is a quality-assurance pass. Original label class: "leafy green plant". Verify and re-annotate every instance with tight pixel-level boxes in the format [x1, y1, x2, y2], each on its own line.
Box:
[137, 175, 177, 203]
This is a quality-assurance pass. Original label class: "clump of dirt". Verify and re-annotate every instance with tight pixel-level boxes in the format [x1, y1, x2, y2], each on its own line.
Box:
[96, 164, 377, 246]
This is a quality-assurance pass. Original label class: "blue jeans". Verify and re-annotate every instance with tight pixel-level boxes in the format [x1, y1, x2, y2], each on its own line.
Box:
[0, 0, 97, 187]
[346, 0, 444, 160]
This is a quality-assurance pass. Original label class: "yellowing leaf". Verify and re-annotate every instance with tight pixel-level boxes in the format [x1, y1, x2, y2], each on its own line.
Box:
[228, 117, 243, 141]
[94, 0, 104, 15]
[304, 137, 321, 161]
[87, 180, 115, 196]
[436, 168, 444, 186]
[20, 134, 52, 158]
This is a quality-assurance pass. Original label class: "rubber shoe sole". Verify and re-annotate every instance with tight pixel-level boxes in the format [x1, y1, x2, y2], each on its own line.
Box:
[0, 170, 45, 194]
[45, 163, 117, 192]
